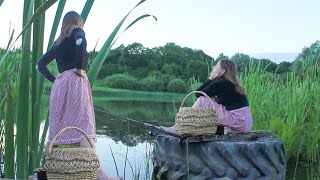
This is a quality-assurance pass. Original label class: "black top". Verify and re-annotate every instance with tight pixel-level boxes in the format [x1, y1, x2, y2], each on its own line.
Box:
[36, 28, 90, 83]
[196, 76, 249, 110]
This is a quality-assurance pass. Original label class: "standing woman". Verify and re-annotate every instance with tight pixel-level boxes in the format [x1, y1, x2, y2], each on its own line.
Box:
[161, 59, 253, 135]
[37, 11, 120, 180]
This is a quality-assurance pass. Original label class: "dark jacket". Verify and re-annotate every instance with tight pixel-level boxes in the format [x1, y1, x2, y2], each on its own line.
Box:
[37, 28, 90, 83]
[196, 76, 249, 110]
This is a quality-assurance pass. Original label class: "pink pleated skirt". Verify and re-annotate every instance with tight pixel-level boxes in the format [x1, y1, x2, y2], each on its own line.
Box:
[47, 70, 96, 145]
[196, 96, 253, 133]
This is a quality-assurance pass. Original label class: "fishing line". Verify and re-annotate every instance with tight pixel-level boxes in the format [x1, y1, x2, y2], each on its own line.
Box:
[94, 107, 160, 129]
[94, 107, 160, 136]
[94, 107, 182, 138]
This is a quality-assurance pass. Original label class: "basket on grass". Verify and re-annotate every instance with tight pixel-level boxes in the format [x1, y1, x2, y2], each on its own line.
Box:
[44, 127, 100, 180]
[175, 91, 218, 136]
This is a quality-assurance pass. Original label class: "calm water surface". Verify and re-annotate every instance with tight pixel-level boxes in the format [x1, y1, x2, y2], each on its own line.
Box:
[94, 100, 178, 179]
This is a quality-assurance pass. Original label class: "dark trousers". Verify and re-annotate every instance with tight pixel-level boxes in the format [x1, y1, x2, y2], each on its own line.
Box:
[215, 125, 225, 135]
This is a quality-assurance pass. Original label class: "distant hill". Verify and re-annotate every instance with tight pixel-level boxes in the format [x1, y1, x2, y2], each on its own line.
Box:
[250, 53, 299, 63]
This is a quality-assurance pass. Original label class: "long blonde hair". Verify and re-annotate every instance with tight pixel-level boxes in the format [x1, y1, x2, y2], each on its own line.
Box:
[220, 59, 247, 96]
[56, 11, 84, 45]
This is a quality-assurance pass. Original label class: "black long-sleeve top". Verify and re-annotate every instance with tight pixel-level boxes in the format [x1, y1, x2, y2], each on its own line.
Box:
[196, 76, 249, 111]
[36, 28, 90, 83]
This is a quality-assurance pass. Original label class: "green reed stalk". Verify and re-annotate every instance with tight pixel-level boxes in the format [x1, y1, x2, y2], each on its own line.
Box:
[4, 83, 14, 179]
[16, 0, 33, 178]
[35, 0, 66, 169]
[47, 0, 66, 48]
[29, 0, 45, 173]
[81, 0, 94, 23]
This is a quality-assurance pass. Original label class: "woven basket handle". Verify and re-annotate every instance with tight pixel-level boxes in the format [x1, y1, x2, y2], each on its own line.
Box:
[48, 127, 96, 153]
[180, 91, 215, 109]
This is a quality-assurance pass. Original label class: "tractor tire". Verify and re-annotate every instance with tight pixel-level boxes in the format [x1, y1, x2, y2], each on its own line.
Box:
[153, 131, 286, 180]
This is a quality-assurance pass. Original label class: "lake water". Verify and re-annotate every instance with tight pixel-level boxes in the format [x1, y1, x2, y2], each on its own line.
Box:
[94, 100, 179, 179]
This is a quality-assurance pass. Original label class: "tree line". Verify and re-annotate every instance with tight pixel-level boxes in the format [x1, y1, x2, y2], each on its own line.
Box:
[88, 41, 319, 93]
[1, 41, 318, 93]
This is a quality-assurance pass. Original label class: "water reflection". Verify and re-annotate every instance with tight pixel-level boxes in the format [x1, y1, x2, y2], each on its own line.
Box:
[94, 100, 179, 147]
[95, 100, 178, 124]
[94, 100, 180, 179]
[96, 135, 153, 179]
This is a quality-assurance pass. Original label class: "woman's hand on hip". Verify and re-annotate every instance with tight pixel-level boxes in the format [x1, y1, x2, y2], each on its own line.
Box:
[71, 68, 85, 78]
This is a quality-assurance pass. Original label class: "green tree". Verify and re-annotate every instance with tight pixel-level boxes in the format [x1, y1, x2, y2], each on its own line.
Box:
[296, 41, 320, 61]
[97, 42, 215, 87]
[131, 67, 149, 78]
[230, 53, 251, 74]
[167, 78, 188, 93]
[105, 74, 139, 90]
[161, 63, 182, 77]
[140, 76, 165, 92]
[158, 74, 175, 91]
[276, 61, 291, 74]
[259, 59, 277, 73]
[290, 60, 302, 75]
[97, 45, 126, 79]
[295, 41, 320, 76]
[216, 53, 229, 61]
[157, 43, 187, 66]
[185, 60, 208, 82]
[121, 43, 148, 72]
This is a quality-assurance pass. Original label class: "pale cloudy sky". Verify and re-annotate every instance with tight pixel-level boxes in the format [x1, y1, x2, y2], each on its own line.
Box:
[0, 0, 319, 61]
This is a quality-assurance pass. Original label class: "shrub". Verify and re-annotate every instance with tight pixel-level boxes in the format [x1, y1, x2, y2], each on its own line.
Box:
[158, 74, 175, 91]
[105, 74, 139, 90]
[139, 76, 165, 92]
[167, 78, 188, 93]
[148, 70, 162, 77]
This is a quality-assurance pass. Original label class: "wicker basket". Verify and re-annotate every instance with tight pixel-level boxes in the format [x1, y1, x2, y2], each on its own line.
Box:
[45, 127, 100, 180]
[175, 91, 218, 136]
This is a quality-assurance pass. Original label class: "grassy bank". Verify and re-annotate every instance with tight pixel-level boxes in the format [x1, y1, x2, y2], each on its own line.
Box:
[93, 87, 186, 103]
[44, 81, 187, 103]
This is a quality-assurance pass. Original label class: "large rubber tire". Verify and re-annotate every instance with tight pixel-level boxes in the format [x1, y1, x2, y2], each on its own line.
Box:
[153, 133, 286, 180]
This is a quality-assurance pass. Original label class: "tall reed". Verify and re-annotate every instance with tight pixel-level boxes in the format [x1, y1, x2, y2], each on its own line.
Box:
[241, 55, 319, 164]
[0, 0, 155, 178]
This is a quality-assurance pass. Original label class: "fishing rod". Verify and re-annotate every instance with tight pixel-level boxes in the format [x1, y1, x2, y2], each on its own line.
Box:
[94, 107, 160, 129]
[94, 107, 182, 138]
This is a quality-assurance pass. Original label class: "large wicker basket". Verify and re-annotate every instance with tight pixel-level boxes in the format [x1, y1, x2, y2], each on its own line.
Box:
[44, 127, 100, 180]
[175, 91, 218, 136]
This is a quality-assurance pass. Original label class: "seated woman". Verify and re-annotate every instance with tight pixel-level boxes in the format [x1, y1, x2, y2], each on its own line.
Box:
[161, 59, 253, 135]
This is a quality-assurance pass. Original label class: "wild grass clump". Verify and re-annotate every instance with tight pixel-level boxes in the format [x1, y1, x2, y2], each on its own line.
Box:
[242, 54, 319, 165]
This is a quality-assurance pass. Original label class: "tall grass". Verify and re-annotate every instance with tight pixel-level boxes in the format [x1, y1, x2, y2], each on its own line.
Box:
[29, 0, 45, 174]
[16, 0, 33, 177]
[109, 143, 153, 180]
[4, 83, 14, 179]
[242, 56, 319, 164]
[0, 45, 20, 179]
[0, 0, 155, 178]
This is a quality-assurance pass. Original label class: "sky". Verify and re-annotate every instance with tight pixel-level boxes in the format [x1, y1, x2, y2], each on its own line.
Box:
[0, 0, 319, 62]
